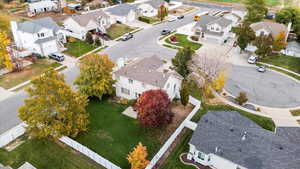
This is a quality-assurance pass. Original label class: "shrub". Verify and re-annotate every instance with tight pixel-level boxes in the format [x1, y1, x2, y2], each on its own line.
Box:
[85, 33, 94, 44]
[170, 36, 177, 42]
[191, 36, 199, 41]
[94, 36, 101, 46]
[256, 107, 261, 112]
[235, 92, 248, 105]
[68, 37, 77, 43]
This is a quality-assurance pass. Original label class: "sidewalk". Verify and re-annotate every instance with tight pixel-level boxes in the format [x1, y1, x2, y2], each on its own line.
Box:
[0, 87, 13, 101]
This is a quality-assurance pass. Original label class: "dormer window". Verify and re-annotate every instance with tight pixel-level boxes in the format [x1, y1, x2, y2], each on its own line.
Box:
[211, 27, 214, 31]
[128, 79, 133, 84]
[37, 33, 45, 38]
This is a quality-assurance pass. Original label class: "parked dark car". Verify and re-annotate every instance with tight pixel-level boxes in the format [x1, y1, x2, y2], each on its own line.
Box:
[161, 29, 171, 35]
[177, 15, 184, 19]
[121, 33, 133, 41]
[48, 53, 65, 62]
[116, 20, 122, 24]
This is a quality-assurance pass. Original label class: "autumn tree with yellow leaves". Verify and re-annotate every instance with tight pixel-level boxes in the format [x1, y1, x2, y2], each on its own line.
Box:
[19, 69, 89, 139]
[74, 53, 115, 99]
[0, 30, 12, 70]
[127, 142, 150, 169]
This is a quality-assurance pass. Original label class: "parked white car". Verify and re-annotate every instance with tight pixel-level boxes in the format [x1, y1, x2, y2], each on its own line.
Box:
[247, 55, 257, 64]
[167, 16, 177, 22]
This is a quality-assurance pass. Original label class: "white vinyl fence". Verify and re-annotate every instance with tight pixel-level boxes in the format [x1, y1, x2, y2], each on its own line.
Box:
[145, 96, 201, 169]
[0, 122, 26, 147]
[59, 136, 122, 169]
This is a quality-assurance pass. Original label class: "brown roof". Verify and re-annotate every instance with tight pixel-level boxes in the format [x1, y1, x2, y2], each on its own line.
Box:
[251, 21, 288, 38]
[114, 56, 181, 88]
[69, 10, 109, 27]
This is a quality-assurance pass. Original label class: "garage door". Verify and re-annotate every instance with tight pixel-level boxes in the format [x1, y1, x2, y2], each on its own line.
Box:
[127, 11, 136, 23]
[42, 41, 58, 56]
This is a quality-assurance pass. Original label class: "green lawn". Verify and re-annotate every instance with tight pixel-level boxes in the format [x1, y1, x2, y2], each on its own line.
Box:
[75, 100, 163, 168]
[106, 24, 137, 40]
[0, 59, 61, 89]
[165, 34, 202, 50]
[259, 54, 300, 74]
[290, 109, 300, 116]
[64, 39, 97, 57]
[0, 137, 104, 169]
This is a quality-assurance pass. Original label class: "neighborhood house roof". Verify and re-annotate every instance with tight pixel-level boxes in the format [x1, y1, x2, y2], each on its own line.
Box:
[286, 41, 300, 53]
[146, 0, 166, 9]
[35, 36, 57, 44]
[251, 21, 288, 38]
[194, 15, 232, 36]
[17, 17, 60, 33]
[114, 56, 181, 88]
[28, 0, 57, 9]
[105, 3, 137, 16]
[69, 10, 109, 27]
[190, 111, 300, 169]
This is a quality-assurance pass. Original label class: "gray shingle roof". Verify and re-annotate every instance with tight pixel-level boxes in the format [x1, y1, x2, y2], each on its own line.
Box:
[114, 56, 181, 88]
[194, 15, 232, 29]
[190, 111, 300, 169]
[17, 17, 60, 33]
[69, 10, 109, 27]
[105, 3, 137, 16]
[286, 41, 300, 53]
[250, 21, 288, 39]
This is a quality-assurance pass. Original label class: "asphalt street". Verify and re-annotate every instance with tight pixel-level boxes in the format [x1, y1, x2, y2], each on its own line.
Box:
[226, 65, 300, 108]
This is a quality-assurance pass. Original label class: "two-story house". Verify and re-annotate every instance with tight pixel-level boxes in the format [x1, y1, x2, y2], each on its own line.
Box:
[187, 111, 300, 169]
[137, 0, 169, 17]
[105, 3, 138, 24]
[113, 56, 183, 100]
[63, 9, 111, 40]
[27, 0, 58, 16]
[192, 15, 233, 44]
[245, 21, 290, 52]
[10, 17, 66, 57]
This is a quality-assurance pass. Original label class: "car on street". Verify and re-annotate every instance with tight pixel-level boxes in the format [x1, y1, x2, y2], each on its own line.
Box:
[256, 66, 266, 73]
[248, 55, 257, 64]
[167, 16, 177, 22]
[161, 29, 171, 35]
[48, 53, 65, 62]
[121, 33, 133, 41]
[177, 15, 184, 19]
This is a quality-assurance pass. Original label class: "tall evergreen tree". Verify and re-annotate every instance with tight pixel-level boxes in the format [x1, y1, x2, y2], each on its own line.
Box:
[157, 4, 168, 21]
[172, 47, 194, 78]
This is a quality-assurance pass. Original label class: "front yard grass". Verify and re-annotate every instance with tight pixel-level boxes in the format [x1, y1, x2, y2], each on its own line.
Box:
[64, 39, 97, 57]
[290, 109, 300, 116]
[188, 0, 279, 7]
[259, 54, 300, 74]
[165, 34, 202, 50]
[0, 137, 104, 169]
[106, 24, 137, 40]
[75, 99, 163, 168]
[0, 59, 61, 89]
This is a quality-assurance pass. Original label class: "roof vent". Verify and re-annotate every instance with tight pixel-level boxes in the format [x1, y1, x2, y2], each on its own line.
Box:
[205, 119, 208, 123]
[279, 146, 283, 150]
[238, 148, 242, 152]
[230, 128, 234, 132]
[241, 131, 247, 141]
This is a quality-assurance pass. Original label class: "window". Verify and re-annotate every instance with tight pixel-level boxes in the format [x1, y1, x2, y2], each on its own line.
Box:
[216, 28, 220, 31]
[41, 33, 44, 37]
[211, 27, 214, 31]
[142, 83, 146, 88]
[173, 84, 176, 92]
[128, 79, 133, 84]
[198, 152, 205, 160]
[121, 88, 130, 95]
[166, 83, 170, 88]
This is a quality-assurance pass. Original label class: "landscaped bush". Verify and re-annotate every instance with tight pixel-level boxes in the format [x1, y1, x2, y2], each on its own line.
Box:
[235, 92, 248, 105]
[138, 16, 158, 24]
[170, 36, 177, 42]
[190, 36, 199, 41]
[68, 37, 77, 43]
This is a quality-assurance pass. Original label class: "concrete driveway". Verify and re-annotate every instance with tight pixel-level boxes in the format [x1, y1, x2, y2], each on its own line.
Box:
[225, 65, 300, 108]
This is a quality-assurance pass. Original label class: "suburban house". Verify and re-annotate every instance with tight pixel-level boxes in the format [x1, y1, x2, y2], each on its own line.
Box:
[113, 56, 183, 100]
[105, 3, 138, 24]
[187, 111, 300, 169]
[137, 0, 169, 17]
[245, 21, 290, 52]
[10, 17, 66, 57]
[192, 15, 233, 44]
[27, 0, 58, 16]
[63, 9, 111, 39]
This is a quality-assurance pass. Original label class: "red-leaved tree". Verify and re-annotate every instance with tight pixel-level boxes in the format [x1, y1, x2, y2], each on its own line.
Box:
[135, 89, 173, 128]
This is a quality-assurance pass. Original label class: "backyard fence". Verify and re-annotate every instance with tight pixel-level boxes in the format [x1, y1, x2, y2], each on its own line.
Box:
[145, 96, 201, 169]
[59, 136, 122, 169]
[0, 122, 26, 147]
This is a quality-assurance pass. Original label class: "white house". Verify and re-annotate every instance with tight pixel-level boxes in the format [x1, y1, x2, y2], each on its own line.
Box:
[113, 56, 183, 100]
[105, 3, 138, 24]
[137, 0, 168, 17]
[187, 111, 300, 169]
[28, 0, 57, 15]
[63, 9, 111, 39]
[10, 17, 66, 57]
[245, 21, 290, 52]
[192, 15, 233, 44]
